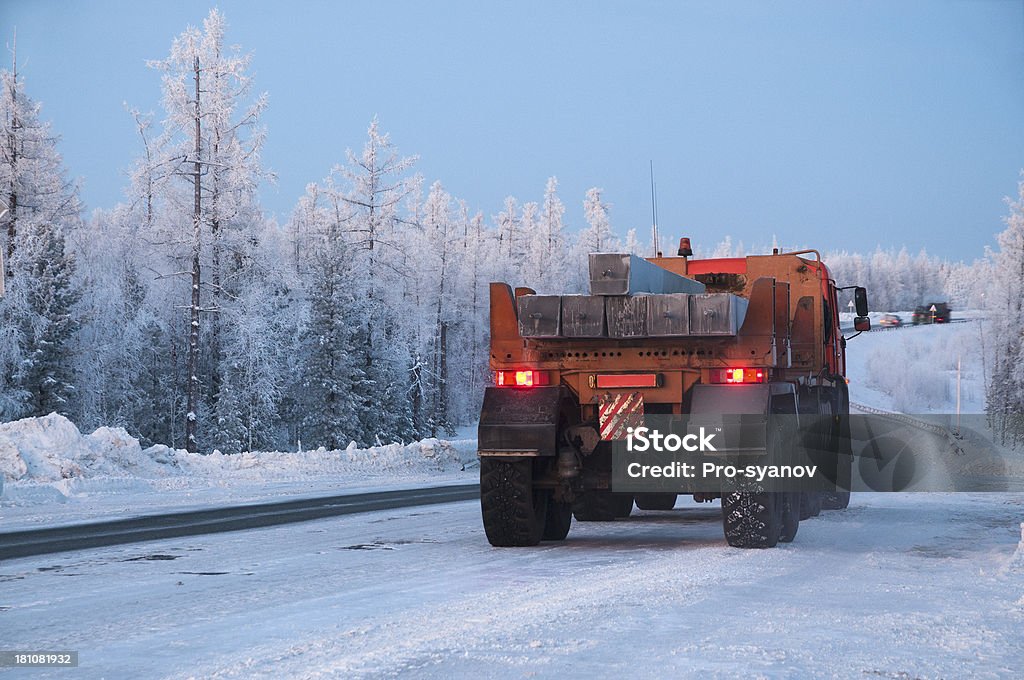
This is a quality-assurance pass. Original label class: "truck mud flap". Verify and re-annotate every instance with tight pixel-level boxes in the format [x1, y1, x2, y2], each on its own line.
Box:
[598, 391, 644, 440]
[478, 386, 570, 457]
[688, 383, 777, 455]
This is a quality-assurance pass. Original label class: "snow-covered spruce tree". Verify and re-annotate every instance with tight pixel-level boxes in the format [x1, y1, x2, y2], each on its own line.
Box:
[70, 205, 153, 432]
[571, 187, 618, 291]
[524, 177, 569, 293]
[496, 196, 521, 261]
[286, 184, 359, 450]
[210, 223, 295, 453]
[519, 200, 539, 281]
[146, 10, 273, 452]
[408, 180, 459, 436]
[106, 108, 180, 445]
[987, 177, 1024, 446]
[623, 228, 640, 255]
[449, 203, 491, 420]
[0, 60, 83, 420]
[335, 120, 420, 445]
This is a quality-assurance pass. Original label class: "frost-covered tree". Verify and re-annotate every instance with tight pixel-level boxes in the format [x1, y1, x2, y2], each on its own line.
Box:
[987, 177, 1024, 445]
[143, 9, 272, 451]
[335, 119, 420, 444]
[572, 187, 618, 291]
[287, 184, 359, 449]
[411, 180, 459, 436]
[496, 195, 521, 260]
[70, 207, 152, 431]
[211, 223, 294, 453]
[624, 228, 640, 255]
[0, 59, 83, 420]
[525, 177, 569, 292]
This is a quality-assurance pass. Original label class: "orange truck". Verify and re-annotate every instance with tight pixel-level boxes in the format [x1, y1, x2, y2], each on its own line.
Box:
[478, 239, 870, 548]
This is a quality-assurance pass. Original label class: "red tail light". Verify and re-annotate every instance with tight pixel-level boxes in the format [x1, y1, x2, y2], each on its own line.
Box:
[709, 368, 765, 385]
[495, 370, 551, 387]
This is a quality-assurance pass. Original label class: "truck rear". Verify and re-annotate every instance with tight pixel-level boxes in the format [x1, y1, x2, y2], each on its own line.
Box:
[478, 240, 870, 548]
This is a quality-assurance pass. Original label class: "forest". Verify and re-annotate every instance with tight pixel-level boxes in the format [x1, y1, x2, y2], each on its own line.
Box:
[1, 10, 1021, 452]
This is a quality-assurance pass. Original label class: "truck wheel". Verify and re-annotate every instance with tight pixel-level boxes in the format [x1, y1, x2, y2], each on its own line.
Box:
[799, 491, 821, 519]
[614, 493, 634, 518]
[779, 492, 800, 543]
[635, 493, 678, 511]
[480, 458, 547, 546]
[722, 491, 782, 548]
[543, 499, 573, 541]
[573, 489, 618, 521]
[820, 490, 851, 510]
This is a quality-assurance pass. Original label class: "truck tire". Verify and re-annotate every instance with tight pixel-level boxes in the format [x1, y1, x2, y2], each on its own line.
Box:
[722, 491, 782, 548]
[635, 493, 678, 511]
[480, 458, 547, 546]
[543, 500, 573, 541]
[799, 491, 821, 519]
[614, 493, 634, 518]
[808, 385, 851, 511]
[779, 492, 800, 543]
[573, 489, 619, 521]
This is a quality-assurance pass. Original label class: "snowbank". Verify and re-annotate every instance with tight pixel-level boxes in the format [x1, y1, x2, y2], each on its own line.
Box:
[845, 321, 986, 413]
[0, 413, 469, 505]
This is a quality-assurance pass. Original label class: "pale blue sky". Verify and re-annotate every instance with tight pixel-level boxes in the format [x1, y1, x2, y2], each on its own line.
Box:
[2, 0, 1022, 259]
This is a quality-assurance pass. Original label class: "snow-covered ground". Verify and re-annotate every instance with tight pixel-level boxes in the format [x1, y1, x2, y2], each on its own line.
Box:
[0, 415, 476, 531]
[2, 490, 1022, 678]
[2, 321, 1023, 678]
[844, 318, 986, 413]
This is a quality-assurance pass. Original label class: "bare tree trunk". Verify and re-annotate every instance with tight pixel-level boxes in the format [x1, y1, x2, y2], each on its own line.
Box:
[185, 55, 202, 453]
[5, 52, 18, 276]
[210, 64, 222, 417]
[439, 320, 448, 433]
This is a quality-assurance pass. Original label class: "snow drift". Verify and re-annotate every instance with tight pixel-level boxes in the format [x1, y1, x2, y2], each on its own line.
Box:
[0, 413, 467, 501]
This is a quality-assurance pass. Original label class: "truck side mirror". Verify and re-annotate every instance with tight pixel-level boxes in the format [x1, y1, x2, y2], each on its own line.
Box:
[854, 316, 871, 332]
[854, 287, 868, 317]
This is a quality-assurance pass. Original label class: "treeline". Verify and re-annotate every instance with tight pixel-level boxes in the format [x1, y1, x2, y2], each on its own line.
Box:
[0, 10, 1020, 451]
[0, 11, 621, 452]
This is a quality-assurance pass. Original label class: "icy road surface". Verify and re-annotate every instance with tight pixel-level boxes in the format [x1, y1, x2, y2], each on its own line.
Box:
[3, 493, 1023, 678]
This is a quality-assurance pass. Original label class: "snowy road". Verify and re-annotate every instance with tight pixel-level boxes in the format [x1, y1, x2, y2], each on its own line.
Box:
[0, 484, 478, 560]
[3, 492, 1023, 678]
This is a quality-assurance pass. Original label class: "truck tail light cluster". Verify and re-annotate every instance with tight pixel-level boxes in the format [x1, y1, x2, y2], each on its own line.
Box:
[709, 368, 765, 385]
[495, 370, 550, 388]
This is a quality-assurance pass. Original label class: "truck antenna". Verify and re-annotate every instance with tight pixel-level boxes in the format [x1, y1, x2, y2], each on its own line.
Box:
[650, 160, 660, 257]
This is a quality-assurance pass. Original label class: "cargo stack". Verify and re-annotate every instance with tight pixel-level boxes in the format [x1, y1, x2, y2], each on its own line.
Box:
[516, 253, 748, 339]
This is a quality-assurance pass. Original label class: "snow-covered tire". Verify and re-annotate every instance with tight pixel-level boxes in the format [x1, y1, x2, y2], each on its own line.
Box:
[573, 489, 618, 521]
[480, 458, 547, 546]
[543, 500, 573, 541]
[820, 490, 851, 510]
[635, 493, 678, 511]
[779, 492, 800, 543]
[722, 491, 782, 548]
[799, 491, 821, 519]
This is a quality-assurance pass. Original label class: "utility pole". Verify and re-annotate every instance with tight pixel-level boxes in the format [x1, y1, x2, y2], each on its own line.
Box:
[955, 353, 962, 437]
[185, 54, 202, 453]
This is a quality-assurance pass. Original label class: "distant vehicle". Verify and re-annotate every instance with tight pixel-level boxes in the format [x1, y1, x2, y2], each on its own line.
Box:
[879, 313, 902, 327]
[912, 302, 951, 325]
